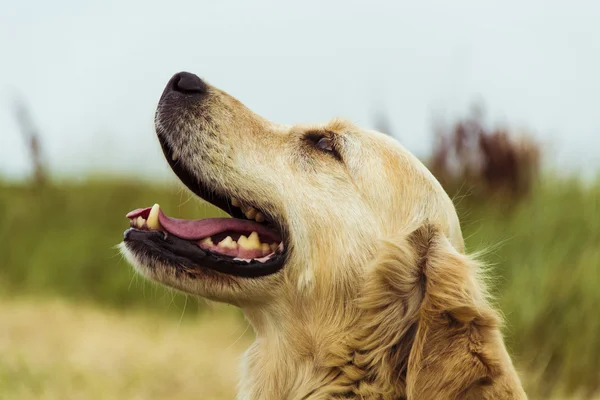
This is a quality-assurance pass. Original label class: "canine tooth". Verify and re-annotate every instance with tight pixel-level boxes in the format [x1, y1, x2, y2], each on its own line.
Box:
[200, 237, 214, 246]
[147, 204, 161, 230]
[255, 212, 265, 223]
[136, 216, 144, 228]
[218, 236, 238, 249]
[172, 151, 178, 161]
[245, 208, 257, 219]
[231, 198, 241, 207]
[270, 243, 278, 252]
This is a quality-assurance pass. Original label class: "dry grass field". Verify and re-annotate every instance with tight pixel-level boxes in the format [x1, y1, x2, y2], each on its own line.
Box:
[0, 298, 252, 400]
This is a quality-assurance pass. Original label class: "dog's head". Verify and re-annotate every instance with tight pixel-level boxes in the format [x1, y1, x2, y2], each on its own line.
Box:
[120, 71, 463, 307]
[121, 73, 527, 398]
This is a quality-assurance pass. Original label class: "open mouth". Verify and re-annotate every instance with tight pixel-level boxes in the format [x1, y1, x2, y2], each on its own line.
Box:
[123, 137, 286, 278]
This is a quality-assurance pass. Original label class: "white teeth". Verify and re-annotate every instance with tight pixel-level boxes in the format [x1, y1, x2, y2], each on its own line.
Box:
[255, 212, 265, 223]
[229, 200, 266, 222]
[218, 236, 238, 249]
[239, 205, 265, 223]
[237, 235, 249, 248]
[171, 151, 179, 161]
[238, 232, 262, 250]
[245, 208, 257, 219]
[147, 204, 161, 230]
[199, 237, 214, 246]
[247, 232, 261, 249]
[136, 216, 145, 228]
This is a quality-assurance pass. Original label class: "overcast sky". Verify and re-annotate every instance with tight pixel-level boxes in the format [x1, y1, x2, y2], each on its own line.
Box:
[1, 0, 598, 180]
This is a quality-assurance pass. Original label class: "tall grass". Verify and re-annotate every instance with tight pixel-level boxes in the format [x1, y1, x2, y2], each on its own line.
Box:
[1, 177, 598, 397]
[458, 179, 600, 397]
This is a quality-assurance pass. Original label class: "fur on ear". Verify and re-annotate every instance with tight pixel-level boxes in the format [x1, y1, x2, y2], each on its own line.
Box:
[352, 224, 527, 399]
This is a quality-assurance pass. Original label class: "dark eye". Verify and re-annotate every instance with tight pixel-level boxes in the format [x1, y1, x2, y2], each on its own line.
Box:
[316, 137, 334, 152]
[304, 131, 341, 160]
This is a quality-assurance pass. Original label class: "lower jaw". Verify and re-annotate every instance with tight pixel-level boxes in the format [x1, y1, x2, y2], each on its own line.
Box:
[197, 235, 285, 262]
[123, 229, 286, 278]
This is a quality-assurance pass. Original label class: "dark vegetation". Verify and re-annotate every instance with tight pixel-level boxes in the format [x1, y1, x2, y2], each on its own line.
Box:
[430, 105, 541, 201]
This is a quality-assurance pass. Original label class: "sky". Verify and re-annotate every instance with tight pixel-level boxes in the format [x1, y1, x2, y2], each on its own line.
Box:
[1, 0, 599, 180]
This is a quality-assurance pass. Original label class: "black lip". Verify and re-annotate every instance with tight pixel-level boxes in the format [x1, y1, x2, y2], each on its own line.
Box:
[124, 229, 286, 278]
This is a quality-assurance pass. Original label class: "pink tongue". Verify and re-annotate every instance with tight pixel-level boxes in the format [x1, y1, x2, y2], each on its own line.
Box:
[126, 207, 281, 243]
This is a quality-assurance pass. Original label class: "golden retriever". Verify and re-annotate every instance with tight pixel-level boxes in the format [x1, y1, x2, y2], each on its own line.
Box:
[120, 72, 527, 399]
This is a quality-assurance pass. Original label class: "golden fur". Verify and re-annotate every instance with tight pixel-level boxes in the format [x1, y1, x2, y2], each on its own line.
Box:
[121, 76, 527, 399]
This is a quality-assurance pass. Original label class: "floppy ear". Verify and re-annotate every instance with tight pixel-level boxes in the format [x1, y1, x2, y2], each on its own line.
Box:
[354, 224, 527, 399]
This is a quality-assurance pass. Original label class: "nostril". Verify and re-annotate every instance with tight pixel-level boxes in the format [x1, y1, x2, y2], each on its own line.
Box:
[171, 72, 208, 94]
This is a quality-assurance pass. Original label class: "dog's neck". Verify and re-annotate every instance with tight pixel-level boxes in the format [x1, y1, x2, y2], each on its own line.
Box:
[237, 288, 410, 400]
[239, 299, 362, 400]
[235, 243, 411, 400]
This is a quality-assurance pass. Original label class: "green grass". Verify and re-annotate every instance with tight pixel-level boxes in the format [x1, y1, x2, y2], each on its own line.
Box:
[458, 179, 600, 398]
[0, 180, 227, 314]
[1, 177, 598, 397]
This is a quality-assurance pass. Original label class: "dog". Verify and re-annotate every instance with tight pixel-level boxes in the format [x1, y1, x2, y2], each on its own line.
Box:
[120, 72, 527, 399]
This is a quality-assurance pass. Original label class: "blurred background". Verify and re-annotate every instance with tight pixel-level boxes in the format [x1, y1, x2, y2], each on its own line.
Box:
[1, 1, 599, 399]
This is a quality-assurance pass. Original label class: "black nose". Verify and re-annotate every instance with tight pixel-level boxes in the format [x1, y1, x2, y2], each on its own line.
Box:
[171, 72, 207, 94]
